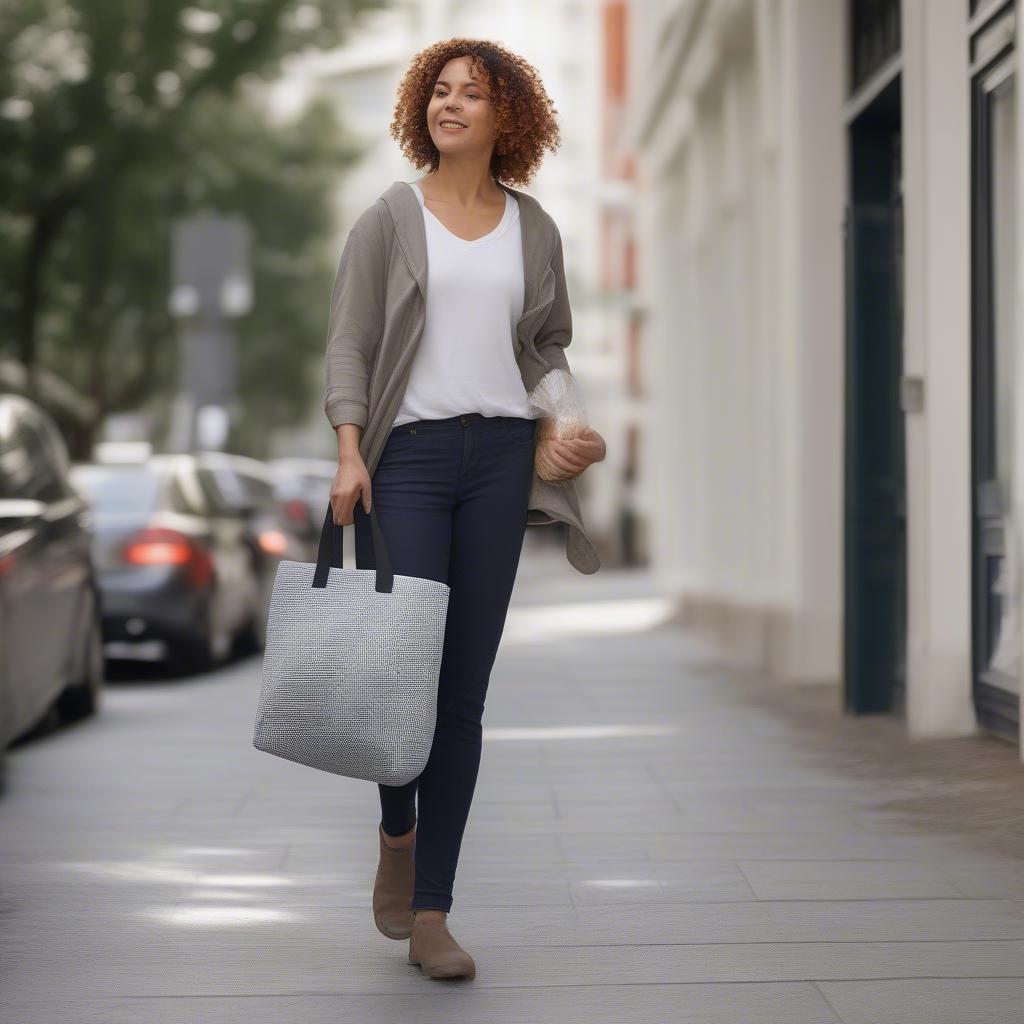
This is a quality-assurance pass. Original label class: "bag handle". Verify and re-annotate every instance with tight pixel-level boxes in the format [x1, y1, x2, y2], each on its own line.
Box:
[312, 500, 394, 593]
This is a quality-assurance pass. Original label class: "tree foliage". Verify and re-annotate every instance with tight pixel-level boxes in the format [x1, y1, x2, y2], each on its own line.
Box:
[0, 0, 382, 453]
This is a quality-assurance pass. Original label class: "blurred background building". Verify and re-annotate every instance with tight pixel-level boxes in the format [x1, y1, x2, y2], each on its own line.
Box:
[621, 0, 1023, 755]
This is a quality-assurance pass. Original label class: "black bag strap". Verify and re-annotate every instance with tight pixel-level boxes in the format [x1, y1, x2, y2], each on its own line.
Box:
[312, 500, 394, 593]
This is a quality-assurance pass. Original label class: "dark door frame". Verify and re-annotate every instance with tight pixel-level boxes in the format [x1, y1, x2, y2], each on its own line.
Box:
[843, 74, 907, 716]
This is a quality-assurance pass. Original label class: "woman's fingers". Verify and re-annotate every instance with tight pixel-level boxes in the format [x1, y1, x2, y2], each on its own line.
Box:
[534, 425, 605, 482]
[537, 438, 592, 480]
[545, 443, 583, 474]
[578, 427, 606, 459]
[569, 437, 603, 461]
[535, 447, 572, 482]
[553, 438, 596, 469]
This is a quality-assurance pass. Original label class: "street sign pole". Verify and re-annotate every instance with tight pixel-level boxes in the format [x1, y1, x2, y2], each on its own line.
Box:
[168, 215, 252, 452]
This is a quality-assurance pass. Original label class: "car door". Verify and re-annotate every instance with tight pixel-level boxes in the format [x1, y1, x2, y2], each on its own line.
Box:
[31, 408, 94, 684]
[0, 405, 88, 737]
[190, 464, 257, 637]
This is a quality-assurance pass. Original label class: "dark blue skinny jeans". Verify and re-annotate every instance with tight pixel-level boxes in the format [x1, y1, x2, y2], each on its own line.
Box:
[353, 411, 537, 913]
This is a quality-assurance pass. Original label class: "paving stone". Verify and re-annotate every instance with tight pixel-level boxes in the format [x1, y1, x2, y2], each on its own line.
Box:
[0, 983, 842, 1024]
[817, 979, 1024, 1023]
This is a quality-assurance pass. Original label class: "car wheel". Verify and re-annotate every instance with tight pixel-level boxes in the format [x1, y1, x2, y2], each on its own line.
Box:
[56, 602, 104, 723]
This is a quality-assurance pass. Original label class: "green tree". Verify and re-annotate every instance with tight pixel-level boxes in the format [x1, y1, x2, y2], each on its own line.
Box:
[0, 0, 383, 454]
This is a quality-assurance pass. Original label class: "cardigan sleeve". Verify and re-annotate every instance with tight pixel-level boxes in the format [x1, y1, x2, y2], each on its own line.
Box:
[323, 204, 386, 430]
[532, 227, 573, 375]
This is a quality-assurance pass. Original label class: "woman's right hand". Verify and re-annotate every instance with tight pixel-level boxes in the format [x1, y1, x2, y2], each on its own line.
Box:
[330, 455, 372, 525]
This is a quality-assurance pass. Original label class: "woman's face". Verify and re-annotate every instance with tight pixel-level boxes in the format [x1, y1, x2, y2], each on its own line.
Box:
[426, 56, 497, 160]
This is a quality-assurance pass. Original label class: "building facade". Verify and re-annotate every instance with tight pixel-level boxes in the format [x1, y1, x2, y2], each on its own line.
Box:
[625, 0, 1023, 753]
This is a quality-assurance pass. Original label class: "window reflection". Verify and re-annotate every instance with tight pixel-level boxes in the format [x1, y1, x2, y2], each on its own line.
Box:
[984, 70, 1019, 693]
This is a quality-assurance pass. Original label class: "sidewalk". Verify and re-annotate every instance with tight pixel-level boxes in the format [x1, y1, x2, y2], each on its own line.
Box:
[0, 548, 1021, 1023]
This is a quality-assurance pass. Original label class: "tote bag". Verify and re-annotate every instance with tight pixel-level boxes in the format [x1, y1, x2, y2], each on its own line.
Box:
[253, 500, 450, 786]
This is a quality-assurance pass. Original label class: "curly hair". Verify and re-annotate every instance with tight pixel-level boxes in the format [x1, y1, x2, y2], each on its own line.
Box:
[389, 38, 561, 187]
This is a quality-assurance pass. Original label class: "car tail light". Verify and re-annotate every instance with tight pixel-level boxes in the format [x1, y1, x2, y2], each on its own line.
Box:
[121, 527, 213, 587]
[284, 499, 308, 522]
[257, 529, 288, 555]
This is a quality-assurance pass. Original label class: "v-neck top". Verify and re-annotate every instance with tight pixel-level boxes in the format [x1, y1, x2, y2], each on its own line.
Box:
[411, 180, 517, 243]
[392, 181, 529, 428]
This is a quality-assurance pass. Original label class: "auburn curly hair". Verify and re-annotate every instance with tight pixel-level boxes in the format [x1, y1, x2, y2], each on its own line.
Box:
[389, 38, 561, 187]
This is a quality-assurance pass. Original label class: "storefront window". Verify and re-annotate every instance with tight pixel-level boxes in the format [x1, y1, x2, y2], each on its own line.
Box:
[983, 68, 1018, 690]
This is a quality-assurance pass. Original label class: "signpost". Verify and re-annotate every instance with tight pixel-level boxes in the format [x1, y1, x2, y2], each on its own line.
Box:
[168, 215, 252, 451]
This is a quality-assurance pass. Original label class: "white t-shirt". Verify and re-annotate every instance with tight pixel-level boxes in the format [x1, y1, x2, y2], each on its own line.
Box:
[392, 181, 534, 428]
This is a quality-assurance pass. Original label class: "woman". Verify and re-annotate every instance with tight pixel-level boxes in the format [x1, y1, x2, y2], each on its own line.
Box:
[324, 39, 606, 981]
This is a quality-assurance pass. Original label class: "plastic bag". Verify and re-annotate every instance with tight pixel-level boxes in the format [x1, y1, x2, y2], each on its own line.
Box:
[526, 369, 589, 440]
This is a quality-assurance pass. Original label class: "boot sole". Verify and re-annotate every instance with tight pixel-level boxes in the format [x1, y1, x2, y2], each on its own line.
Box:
[407, 954, 475, 980]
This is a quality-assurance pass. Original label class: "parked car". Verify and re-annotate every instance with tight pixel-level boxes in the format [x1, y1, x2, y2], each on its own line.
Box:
[0, 395, 104, 748]
[267, 457, 339, 560]
[68, 452, 263, 674]
[190, 452, 307, 648]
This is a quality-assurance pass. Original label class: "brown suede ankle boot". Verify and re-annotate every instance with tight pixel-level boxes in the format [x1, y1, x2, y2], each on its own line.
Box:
[372, 823, 415, 939]
[407, 910, 476, 980]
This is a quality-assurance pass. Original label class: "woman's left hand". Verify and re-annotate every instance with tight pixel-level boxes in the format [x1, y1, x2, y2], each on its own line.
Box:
[536, 423, 606, 482]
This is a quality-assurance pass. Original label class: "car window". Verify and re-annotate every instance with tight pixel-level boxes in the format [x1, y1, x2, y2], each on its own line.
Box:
[164, 474, 193, 515]
[235, 472, 276, 507]
[0, 423, 33, 499]
[68, 465, 164, 516]
[169, 465, 209, 516]
[34, 413, 72, 488]
[0, 412, 66, 502]
[194, 466, 243, 514]
[194, 465, 277, 513]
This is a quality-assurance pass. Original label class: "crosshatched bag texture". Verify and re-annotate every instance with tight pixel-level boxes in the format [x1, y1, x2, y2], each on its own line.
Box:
[253, 503, 450, 787]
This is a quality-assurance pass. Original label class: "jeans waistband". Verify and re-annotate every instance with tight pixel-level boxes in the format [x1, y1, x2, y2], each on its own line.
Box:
[389, 413, 534, 436]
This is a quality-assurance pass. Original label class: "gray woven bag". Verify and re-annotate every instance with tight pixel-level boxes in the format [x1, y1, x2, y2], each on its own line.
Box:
[253, 501, 450, 786]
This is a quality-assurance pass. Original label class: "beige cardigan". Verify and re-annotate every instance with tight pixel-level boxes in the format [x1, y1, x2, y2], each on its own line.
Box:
[324, 180, 600, 575]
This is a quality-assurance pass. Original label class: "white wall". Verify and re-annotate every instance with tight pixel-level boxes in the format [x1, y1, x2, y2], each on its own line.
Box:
[630, 0, 845, 682]
[777, 0, 845, 683]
